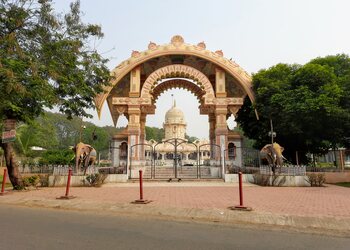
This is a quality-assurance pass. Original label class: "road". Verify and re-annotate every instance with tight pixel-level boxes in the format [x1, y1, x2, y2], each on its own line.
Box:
[0, 205, 349, 250]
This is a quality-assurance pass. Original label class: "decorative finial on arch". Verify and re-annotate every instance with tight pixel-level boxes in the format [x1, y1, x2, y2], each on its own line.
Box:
[215, 50, 224, 57]
[171, 35, 184, 46]
[148, 41, 157, 50]
[197, 41, 206, 50]
[131, 50, 140, 57]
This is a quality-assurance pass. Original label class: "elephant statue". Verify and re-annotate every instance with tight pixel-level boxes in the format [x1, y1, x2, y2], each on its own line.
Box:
[72, 142, 97, 174]
[260, 143, 285, 174]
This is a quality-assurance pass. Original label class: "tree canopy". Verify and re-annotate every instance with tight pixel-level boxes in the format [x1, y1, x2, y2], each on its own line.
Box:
[13, 111, 121, 159]
[145, 126, 164, 142]
[0, 0, 110, 123]
[0, 0, 111, 188]
[236, 54, 350, 163]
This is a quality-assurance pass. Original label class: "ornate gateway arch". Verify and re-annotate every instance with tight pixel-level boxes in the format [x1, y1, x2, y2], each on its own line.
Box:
[97, 35, 254, 177]
[140, 64, 215, 102]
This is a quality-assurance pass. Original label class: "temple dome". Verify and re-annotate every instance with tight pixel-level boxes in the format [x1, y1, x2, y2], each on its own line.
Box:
[164, 101, 186, 124]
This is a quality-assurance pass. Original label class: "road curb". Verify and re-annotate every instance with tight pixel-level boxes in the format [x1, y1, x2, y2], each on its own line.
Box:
[1, 197, 349, 237]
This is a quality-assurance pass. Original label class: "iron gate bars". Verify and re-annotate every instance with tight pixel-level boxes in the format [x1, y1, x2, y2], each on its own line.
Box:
[153, 138, 199, 179]
[176, 139, 199, 179]
[153, 139, 176, 179]
[130, 139, 225, 179]
[224, 147, 261, 174]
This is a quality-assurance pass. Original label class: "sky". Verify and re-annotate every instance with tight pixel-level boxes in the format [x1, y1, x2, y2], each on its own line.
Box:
[53, 0, 350, 139]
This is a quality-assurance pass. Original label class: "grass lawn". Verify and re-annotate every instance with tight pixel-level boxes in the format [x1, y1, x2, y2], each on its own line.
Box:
[335, 182, 350, 188]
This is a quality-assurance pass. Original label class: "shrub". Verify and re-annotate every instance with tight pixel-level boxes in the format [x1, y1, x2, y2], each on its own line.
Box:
[39, 149, 74, 165]
[305, 173, 326, 187]
[22, 175, 40, 188]
[85, 173, 107, 187]
[316, 173, 326, 186]
[39, 175, 49, 187]
[306, 173, 317, 186]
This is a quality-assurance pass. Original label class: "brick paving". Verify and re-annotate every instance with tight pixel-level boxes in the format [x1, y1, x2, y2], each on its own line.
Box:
[3, 183, 350, 218]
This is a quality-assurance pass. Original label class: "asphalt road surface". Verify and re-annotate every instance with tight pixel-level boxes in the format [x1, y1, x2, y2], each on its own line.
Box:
[0, 205, 349, 250]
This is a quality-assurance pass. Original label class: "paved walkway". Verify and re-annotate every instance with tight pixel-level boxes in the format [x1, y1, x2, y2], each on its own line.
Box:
[1, 182, 350, 235]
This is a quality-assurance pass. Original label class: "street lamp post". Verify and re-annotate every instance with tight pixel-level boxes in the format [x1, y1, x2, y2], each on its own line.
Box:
[268, 119, 276, 144]
[79, 125, 86, 142]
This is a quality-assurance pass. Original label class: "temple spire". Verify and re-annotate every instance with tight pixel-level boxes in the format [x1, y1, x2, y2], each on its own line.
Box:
[171, 94, 176, 107]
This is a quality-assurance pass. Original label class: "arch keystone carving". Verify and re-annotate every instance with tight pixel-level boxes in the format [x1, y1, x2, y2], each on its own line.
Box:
[171, 35, 184, 46]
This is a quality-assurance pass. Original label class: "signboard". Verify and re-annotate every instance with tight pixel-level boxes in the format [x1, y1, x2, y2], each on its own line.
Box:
[2, 130, 16, 143]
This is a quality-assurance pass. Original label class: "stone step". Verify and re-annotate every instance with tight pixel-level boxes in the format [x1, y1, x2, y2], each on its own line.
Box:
[130, 167, 221, 179]
[129, 178, 224, 182]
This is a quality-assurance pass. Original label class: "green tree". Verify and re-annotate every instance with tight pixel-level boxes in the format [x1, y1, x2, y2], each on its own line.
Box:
[145, 126, 156, 141]
[236, 55, 350, 163]
[185, 134, 198, 143]
[35, 112, 120, 158]
[309, 54, 350, 147]
[232, 126, 256, 148]
[103, 125, 123, 139]
[39, 149, 74, 165]
[15, 117, 58, 156]
[81, 124, 109, 152]
[45, 111, 81, 148]
[145, 126, 165, 141]
[0, 0, 110, 188]
[236, 64, 299, 150]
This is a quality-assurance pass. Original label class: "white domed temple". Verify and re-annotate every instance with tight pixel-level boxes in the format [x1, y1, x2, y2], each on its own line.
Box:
[163, 100, 186, 140]
[143, 101, 211, 169]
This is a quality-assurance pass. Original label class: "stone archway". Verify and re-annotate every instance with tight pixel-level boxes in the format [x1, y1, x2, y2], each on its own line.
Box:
[94, 35, 254, 116]
[100, 35, 254, 178]
[140, 64, 215, 104]
[152, 79, 205, 103]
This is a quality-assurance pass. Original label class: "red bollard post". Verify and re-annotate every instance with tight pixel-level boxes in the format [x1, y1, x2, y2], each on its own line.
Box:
[139, 169, 143, 200]
[229, 172, 252, 211]
[238, 172, 243, 206]
[0, 168, 7, 196]
[132, 169, 151, 204]
[57, 168, 76, 200]
[65, 168, 72, 197]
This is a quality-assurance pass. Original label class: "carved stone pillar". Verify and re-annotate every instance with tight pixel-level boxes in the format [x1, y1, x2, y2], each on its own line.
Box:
[139, 114, 147, 160]
[208, 113, 216, 159]
[127, 104, 141, 161]
[129, 66, 141, 97]
[215, 104, 228, 161]
[215, 104, 228, 178]
[215, 67, 226, 98]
